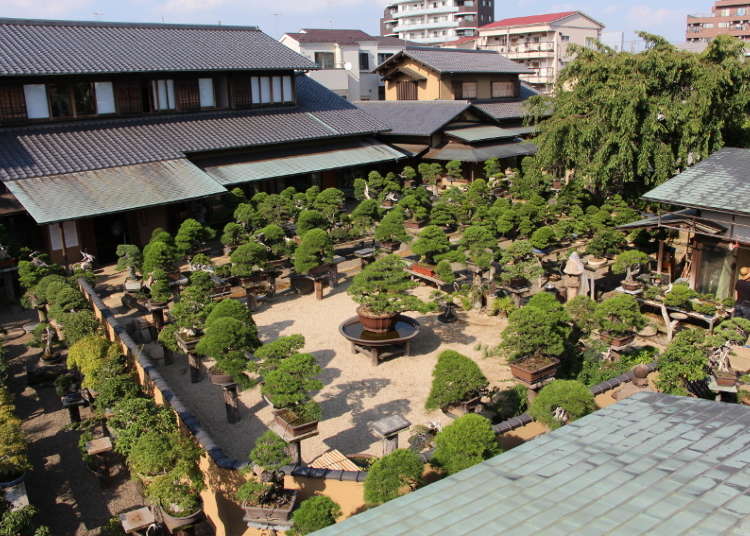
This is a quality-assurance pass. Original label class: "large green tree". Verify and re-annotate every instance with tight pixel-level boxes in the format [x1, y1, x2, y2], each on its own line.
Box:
[527, 34, 750, 197]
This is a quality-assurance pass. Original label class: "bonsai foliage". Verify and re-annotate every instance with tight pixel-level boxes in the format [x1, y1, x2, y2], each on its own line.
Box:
[196, 318, 260, 386]
[0, 387, 31, 480]
[585, 229, 627, 258]
[205, 299, 249, 328]
[435, 260, 455, 285]
[412, 225, 450, 264]
[252, 334, 305, 376]
[363, 449, 423, 505]
[296, 209, 328, 237]
[18, 255, 62, 291]
[351, 199, 380, 231]
[484, 157, 503, 179]
[220, 222, 245, 250]
[500, 240, 543, 285]
[460, 225, 496, 270]
[530, 226, 556, 251]
[348, 255, 431, 315]
[59, 310, 99, 346]
[312, 188, 345, 225]
[657, 329, 710, 396]
[48, 286, 87, 318]
[425, 350, 488, 410]
[174, 218, 215, 257]
[234, 203, 262, 230]
[148, 269, 172, 304]
[237, 431, 291, 505]
[429, 202, 456, 228]
[29, 274, 67, 305]
[290, 496, 341, 535]
[664, 282, 698, 309]
[230, 243, 268, 278]
[66, 335, 114, 387]
[374, 208, 410, 245]
[109, 398, 177, 458]
[142, 239, 177, 277]
[501, 297, 571, 360]
[115, 245, 142, 278]
[445, 160, 462, 181]
[353, 177, 367, 201]
[529, 380, 596, 430]
[170, 282, 211, 333]
[397, 194, 430, 223]
[565, 295, 598, 335]
[613, 250, 650, 282]
[257, 224, 289, 258]
[594, 294, 645, 336]
[293, 229, 333, 274]
[432, 414, 499, 475]
[261, 353, 322, 421]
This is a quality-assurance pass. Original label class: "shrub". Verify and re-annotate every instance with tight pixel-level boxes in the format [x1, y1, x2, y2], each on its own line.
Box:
[530, 226, 556, 251]
[363, 449, 423, 505]
[296, 210, 328, 236]
[261, 353, 322, 419]
[565, 295, 597, 335]
[230, 243, 268, 278]
[663, 283, 698, 309]
[657, 329, 709, 396]
[58, 310, 99, 346]
[594, 294, 645, 336]
[66, 335, 114, 387]
[290, 496, 341, 535]
[348, 255, 431, 315]
[412, 225, 451, 264]
[293, 229, 333, 274]
[205, 299, 249, 329]
[0, 503, 49, 536]
[374, 208, 409, 244]
[0, 391, 31, 481]
[128, 430, 180, 477]
[174, 219, 215, 256]
[501, 303, 570, 360]
[529, 380, 596, 429]
[432, 414, 499, 475]
[108, 398, 176, 457]
[425, 351, 488, 410]
[90, 373, 139, 412]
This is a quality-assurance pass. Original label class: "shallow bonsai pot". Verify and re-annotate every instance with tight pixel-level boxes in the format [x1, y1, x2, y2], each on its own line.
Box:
[622, 280, 643, 292]
[404, 220, 421, 230]
[508, 277, 528, 290]
[160, 500, 203, 527]
[509, 356, 560, 385]
[242, 490, 297, 524]
[638, 325, 658, 337]
[378, 241, 400, 253]
[442, 395, 482, 417]
[714, 371, 738, 387]
[0, 471, 25, 489]
[357, 306, 399, 334]
[600, 331, 635, 347]
[410, 263, 436, 278]
[209, 367, 233, 386]
[586, 257, 608, 269]
[273, 409, 319, 438]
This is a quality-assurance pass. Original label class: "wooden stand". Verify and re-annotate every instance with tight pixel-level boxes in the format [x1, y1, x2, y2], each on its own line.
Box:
[187, 353, 202, 383]
[222, 384, 240, 424]
[370, 415, 411, 457]
[351, 341, 411, 366]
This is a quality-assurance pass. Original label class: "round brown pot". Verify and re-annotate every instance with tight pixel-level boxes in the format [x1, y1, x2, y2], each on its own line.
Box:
[160, 500, 203, 527]
[357, 306, 398, 334]
[209, 367, 233, 385]
[622, 280, 643, 292]
[0, 471, 25, 489]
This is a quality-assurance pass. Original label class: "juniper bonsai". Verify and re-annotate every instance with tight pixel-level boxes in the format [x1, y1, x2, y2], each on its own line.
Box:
[348, 255, 432, 316]
[115, 245, 143, 279]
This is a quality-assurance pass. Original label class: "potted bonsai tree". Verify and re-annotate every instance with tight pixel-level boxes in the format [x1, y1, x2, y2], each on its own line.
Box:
[312, 188, 346, 228]
[429, 202, 457, 231]
[499, 240, 543, 289]
[398, 192, 430, 230]
[142, 237, 178, 278]
[374, 208, 410, 252]
[425, 350, 488, 415]
[529, 380, 596, 429]
[348, 255, 434, 333]
[613, 250, 650, 291]
[411, 225, 451, 270]
[293, 229, 333, 277]
[664, 282, 698, 311]
[445, 160, 465, 185]
[115, 244, 143, 280]
[147, 269, 172, 307]
[257, 224, 291, 262]
[251, 334, 305, 377]
[230, 242, 269, 288]
[237, 431, 296, 523]
[174, 218, 216, 258]
[400, 165, 417, 189]
[530, 226, 557, 253]
[261, 352, 322, 437]
[363, 449, 422, 506]
[585, 229, 626, 267]
[220, 222, 245, 255]
[594, 294, 645, 347]
[431, 414, 499, 475]
[196, 316, 260, 388]
[290, 495, 341, 535]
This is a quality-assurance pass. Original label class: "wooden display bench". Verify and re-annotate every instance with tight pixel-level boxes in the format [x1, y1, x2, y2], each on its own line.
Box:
[351, 340, 412, 366]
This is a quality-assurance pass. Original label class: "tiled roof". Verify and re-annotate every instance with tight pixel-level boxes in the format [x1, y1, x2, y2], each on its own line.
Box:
[440, 36, 478, 47]
[0, 18, 315, 76]
[0, 76, 387, 181]
[354, 100, 485, 136]
[481, 11, 578, 30]
[473, 84, 543, 120]
[314, 392, 750, 536]
[284, 29, 414, 47]
[643, 148, 750, 215]
[378, 46, 531, 74]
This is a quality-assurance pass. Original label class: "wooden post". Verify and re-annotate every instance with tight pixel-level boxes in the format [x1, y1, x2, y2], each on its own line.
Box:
[223, 384, 240, 424]
[314, 279, 324, 300]
[383, 434, 399, 456]
[150, 308, 165, 331]
[187, 353, 201, 383]
[67, 405, 81, 423]
[289, 441, 302, 465]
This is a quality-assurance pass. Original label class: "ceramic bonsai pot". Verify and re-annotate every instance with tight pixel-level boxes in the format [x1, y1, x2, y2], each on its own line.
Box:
[509, 355, 560, 385]
[273, 409, 319, 438]
[160, 500, 203, 527]
[378, 241, 400, 253]
[209, 367, 234, 386]
[404, 220, 421, 230]
[600, 331, 635, 347]
[714, 370, 738, 387]
[242, 490, 297, 524]
[587, 257, 608, 269]
[0, 471, 25, 489]
[622, 280, 643, 292]
[357, 306, 399, 333]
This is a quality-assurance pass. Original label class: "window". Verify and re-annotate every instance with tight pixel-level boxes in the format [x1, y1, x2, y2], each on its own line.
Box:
[272, 76, 282, 102]
[282, 75, 294, 102]
[249, 77, 260, 105]
[461, 82, 477, 99]
[175, 79, 200, 110]
[314, 52, 335, 69]
[359, 52, 370, 71]
[739, 8, 746, 15]
[722, 8, 730, 16]
[46, 81, 96, 118]
[560, 34, 570, 42]
[377, 53, 392, 65]
[94, 82, 116, 114]
[198, 78, 215, 108]
[0, 85, 27, 120]
[116, 80, 147, 114]
[260, 77, 271, 103]
[491, 81, 515, 98]
[151, 79, 175, 110]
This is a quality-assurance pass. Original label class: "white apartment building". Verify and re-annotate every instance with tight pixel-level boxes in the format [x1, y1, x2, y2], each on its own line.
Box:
[280, 29, 411, 100]
[475, 11, 604, 93]
[380, 0, 495, 45]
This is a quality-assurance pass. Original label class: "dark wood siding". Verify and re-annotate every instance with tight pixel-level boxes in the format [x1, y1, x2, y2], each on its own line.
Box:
[115, 80, 146, 114]
[396, 81, 417, 101]
[175, 79, 200, 111]
[231, 76, 251, 108]
[0, 85, 27, 120]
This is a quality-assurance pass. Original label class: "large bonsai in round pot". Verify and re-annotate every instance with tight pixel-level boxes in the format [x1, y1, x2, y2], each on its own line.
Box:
[348, 255, 433, 333]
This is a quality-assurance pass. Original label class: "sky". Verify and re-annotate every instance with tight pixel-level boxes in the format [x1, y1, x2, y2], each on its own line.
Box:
[0, 0, 714, 44]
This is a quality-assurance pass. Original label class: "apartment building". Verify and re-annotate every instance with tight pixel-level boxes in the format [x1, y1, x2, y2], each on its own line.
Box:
[474, 11, 604, 93]
[280, 29, 410, 100]
[687, 0, 750, 43]
[381, 0, 495, 45]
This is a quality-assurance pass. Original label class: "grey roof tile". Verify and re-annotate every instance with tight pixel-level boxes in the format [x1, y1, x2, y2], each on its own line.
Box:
[354, 100, 476, 136]
[0, 18, 314, 75]
[382, 46, 530, 74]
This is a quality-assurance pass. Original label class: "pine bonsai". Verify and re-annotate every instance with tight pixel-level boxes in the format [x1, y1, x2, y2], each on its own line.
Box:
[425, 350, 488, 410]
[530, 226, 557, 251]
[374, 208, 410, 245]
[412, 225, 451, 264]
[432, 414, 499, 475]
[252, 334, 305, 376]
[205, 299, 249, 329]
[196, 318, 260, 386]
[230, 243, 268, 279]
[293, 229, 333, 274]
[460, 225, 496, 270]
[115, 245, 142, 279]
[363, 449, 423, 505]
[397, 194, 429, 223]
[594, 294, 645, 337]
[312, 188, 345, 226]
[445, 160, 462, 181]
[613, 250, 650, 285]
[148, 270, 172, 304]
[257, 224, 289, 258]
[656, 329, 710, 396]
[296, 209, 327, 236]
[236, 431, 292, 507]
[142, 239, 177, 277]
[499, 240, 543, 286]
[529, 380, 596, 429]
[290, 496, 341, 535]
[261, 353, 322, 423]
[664, 282, 698, 309]
[348, 255, 432, 316]
[351, 199, 380, 232]
[234, 203, 262, 231]
[174, 218, 215, 257]
[429, 202, 456, 228]
[484, 158, 503, 179]
[501, 302, 571, 361]
[565, 295, 598, 335]
[220, 222, 245, 251]
[59, 310, 99, 346]
[353, 177, 367, 201]
[585, 229, 626, 258]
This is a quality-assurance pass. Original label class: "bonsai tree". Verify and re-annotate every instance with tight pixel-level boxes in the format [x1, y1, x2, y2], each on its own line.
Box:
[251, 334, 305, 376]
[115, 245, 142, 279]
[108, 398, 177, 458]
[296, 209, 328, 236]
[290, 496, 341, 535]
[142, 239, 177, 277]
[664, 282, 698, 309]
[59, 310, 99, 346]
[418, 162, 443, 194]
[429, 202, 456, 228]
[0, 390, 31, 483]
[432, 414, 499, 475]
[234, 203, 263, 231]
[261, 353, 322, 423]
[312, 188, 345, 226]
[350, 199, 380, 232]
[353, 178, 367, 201]
[445, 160, 463, 182]
[196, 317, 260, 387]
[205, 299, 250, 327]
[425, 350, 488, 410]
[374, 208, 410, 247]
[460, 225, 496, 271]
[304, 185, 321, 207]
[484, 157, 503, 180]
[613, 250, 650, 286]
[174, 218, 215, 257]
[594, 295, 645, 338]
[17, 254, 62, 291]
[257, 194, 294, 224]
[48, 285, 87, 319]
[397, 194, 430, 224]
[236, 431, 293, 508]
[293, 229, 333, 275]
[348, 255, 433, 316]
[529, 380, 596, 429]
[565, 295, 597, 335]
[66, 335, 116, 388]
[530, 226, 557, 251]
[585, 229, 627, 259]
[435, 260, 455, 285]
[220, 222, 245, 252]
[230, 243, 268, 281]
[363, 449, 423, 506]
[148, 269, 172, 304]
[656, 329, 710, 396]
[501, 300, 571, 361]
[257, 224, 290, 259]
[401, 165, 417, 184]
[170, 280, 212, 337]
[412, 225, 451, 265]
[499, 240, 543, 287]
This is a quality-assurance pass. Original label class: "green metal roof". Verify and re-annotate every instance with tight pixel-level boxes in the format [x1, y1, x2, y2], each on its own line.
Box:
[314, 392, 750, 536]
[445, 125, 532, 142]
[5, 159, 226, 224]
[425, 141, 537, 162]
[643, 147, 750, 216]
[203, 140, 407, 186]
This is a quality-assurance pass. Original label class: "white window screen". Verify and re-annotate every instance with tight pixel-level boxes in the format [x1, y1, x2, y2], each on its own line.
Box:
[94, 82, 116, 114]
[152, 80, 175, 110]
[63, 221, 79, 248]
[198, 78, 215, 107]
[48, 224, 63, 251]
[260, 77, 271, 104]
[23, 84, 49, 119]
[251, 77, 261, 104]
[282, 76, 293, 102]
[272, 77, 282, 103]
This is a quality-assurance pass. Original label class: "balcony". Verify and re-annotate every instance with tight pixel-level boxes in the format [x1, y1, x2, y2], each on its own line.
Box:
[392, 20, 459, 32]
[409, 35, 457, 44]
[393, 5, 459, 17]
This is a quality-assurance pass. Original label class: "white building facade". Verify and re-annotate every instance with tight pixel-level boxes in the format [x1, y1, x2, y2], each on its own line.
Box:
[380, 0, 495, 45]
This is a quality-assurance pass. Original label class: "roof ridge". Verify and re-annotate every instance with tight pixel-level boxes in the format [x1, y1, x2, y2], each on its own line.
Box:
[0, 17, 260, 31]
[406, 45, 496, 54]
